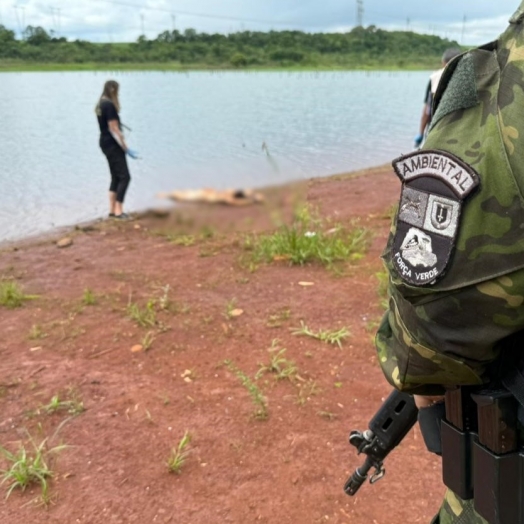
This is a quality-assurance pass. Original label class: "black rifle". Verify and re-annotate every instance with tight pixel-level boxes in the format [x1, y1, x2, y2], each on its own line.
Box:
[344, 390, 418, 496]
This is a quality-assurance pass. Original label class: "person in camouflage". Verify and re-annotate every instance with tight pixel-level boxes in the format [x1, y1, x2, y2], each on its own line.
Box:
[375, 3, 524, 523]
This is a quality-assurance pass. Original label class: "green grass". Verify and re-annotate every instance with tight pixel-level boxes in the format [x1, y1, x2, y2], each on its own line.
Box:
[81, 288, 97, 306]
[247, 206, 370, 268]
[0, 61, 449, 74]
[291, 321, 350, 348]
[225, 360, 268, 420]
[375, 269, 390, 310]
[256, 341, 298, 382]
[0, 280, 37, 309]
[170, 234, 196, 247]
[157, 285, 171, 311]
[295, 379, 321, 406]
[266, 308, 291, 328]
[0, 433, 67, 504]
[28, 324, 47, 340]
[167, 431, 192, 475]
[40, 394, 85, 416]
[141, 331, 156, 351]
[224, 298, 240, 319]
[127, 299, 157, 327]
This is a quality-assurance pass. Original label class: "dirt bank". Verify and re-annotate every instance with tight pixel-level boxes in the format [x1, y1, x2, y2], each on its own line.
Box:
[0, 165, 442, 524]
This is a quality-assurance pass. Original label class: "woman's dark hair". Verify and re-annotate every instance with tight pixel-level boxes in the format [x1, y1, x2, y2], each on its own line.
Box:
[95, 79, 120, 114]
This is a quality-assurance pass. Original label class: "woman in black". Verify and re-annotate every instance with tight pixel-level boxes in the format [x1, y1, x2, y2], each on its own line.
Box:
[96, 80, 137, 219]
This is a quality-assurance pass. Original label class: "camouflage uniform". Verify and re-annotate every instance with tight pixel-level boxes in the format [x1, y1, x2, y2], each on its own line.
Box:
[375, 4, 524, 523]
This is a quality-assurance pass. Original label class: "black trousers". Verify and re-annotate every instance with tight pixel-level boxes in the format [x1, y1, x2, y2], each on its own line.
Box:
[102, 145, 131, 203]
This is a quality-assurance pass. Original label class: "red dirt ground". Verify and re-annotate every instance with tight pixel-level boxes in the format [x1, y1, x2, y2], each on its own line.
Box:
[0, 166, 443, 524]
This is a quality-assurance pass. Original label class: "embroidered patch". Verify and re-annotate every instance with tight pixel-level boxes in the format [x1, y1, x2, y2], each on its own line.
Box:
[391, 150, 480, 286]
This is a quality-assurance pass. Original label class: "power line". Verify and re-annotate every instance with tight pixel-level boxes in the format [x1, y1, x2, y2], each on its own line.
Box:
[90, 0, 295, 27]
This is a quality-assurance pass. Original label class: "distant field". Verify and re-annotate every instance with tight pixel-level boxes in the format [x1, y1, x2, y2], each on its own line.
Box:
[0, 61, 437, 73]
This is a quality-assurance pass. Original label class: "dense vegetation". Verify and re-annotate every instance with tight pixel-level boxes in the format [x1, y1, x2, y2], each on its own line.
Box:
[0, 24, 460, 70]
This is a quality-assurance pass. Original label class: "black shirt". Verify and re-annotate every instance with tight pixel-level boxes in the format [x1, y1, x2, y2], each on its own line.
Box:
[97, 99, 120, 149]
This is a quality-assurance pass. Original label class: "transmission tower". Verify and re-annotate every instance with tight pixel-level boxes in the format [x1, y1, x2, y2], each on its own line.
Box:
[14, 5, 25, 38]
[356, 0, 364, 27]
[461, 15, 467, 44]
[50, 7, 61, 36]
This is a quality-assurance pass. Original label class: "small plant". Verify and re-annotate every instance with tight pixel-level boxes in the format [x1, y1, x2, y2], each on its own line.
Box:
[296, 379, 321, 406]
[127, 299, 156, 327]
[199, 246, 219, 258]
[0, 280, 37, 309]
[224, 298, 238, 319]
[375, 269, 389, 310]
[317, 410, 338, 421]
[28, 324, 47, 340]
[41, 394, 85, 416]
[157, 285, 171, 311]
[266, 308, 291, 328]
[171, 235, 195, 247]
[225, 360, 268, 420]
[291, 321, 350, 348]
[81, 288, 97, 306]
[0, 432, 67, 504]
[178, 303, 191, 314]
[167, 430, 192, 474]
[256, 341, 297, 382]
[141, 331, 155, 351]
[200, 225, 215, 239]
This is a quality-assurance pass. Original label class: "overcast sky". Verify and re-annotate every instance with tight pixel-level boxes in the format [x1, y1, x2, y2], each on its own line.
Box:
[0, 0, 521, 45]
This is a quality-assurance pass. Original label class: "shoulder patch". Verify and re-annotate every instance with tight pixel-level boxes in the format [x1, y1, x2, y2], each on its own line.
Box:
[391, 150, 480, 286]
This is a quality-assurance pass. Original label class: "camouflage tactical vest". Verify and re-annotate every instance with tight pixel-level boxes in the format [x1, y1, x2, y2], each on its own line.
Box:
[376, 13, 524, 393]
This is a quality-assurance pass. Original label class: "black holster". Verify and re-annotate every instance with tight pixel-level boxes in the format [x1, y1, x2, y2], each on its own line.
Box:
[418, 401, 446, 455]
[441, 387, 524, 524]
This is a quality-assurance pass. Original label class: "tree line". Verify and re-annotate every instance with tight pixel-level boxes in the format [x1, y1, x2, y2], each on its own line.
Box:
[0, 24, 460, 68]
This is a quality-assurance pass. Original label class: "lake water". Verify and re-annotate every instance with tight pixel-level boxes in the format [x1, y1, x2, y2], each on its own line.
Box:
[0, 70, 429, 242]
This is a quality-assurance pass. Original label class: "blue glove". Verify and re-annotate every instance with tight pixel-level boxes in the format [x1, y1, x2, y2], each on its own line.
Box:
[126, 148, 139, 159]
[414, 133, 424, 148]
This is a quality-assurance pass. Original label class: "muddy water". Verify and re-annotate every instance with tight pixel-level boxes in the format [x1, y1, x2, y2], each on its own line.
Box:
[0, 70, 427, 241]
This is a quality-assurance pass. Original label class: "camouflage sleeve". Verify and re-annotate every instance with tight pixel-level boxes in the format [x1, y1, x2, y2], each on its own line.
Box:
[376, 20, 524, 395]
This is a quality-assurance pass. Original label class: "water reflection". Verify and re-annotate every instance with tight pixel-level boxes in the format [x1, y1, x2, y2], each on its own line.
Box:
[0, 70, 428, 241]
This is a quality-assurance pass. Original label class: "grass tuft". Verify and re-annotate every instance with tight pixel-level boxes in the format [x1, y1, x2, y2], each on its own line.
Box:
[40, 394, 85, 416]
[167, 431, 192, 474]
[375, 269, 389, 310]
[256, 341, 298, 382]
[81, 288, 97, 306]
[291, 321, 350, 348]
[247, 206, 370, 268]
[225, 360, 268, 420]
[0, 280, 37, 309]
[127, 299, 157, 327]
[0, 431, 67, 504]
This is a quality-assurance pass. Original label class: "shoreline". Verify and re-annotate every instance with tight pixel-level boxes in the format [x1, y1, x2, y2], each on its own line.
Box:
[0, 163, 391, 253]
[0, 63, 433, 73]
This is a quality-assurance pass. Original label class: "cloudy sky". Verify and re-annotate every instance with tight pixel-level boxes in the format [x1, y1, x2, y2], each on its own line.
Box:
[0, 0, 521, 45]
